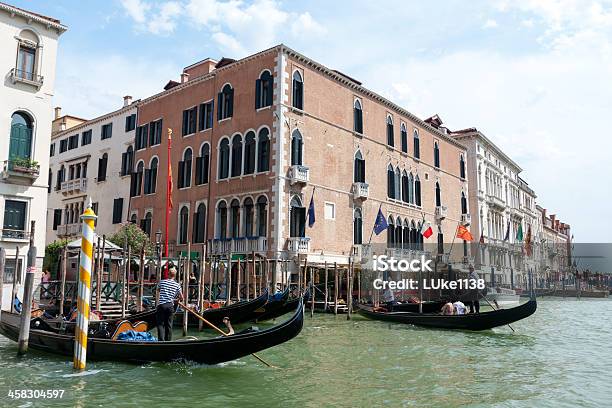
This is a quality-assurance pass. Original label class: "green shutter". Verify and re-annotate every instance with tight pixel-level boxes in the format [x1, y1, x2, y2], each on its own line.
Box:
[9, 124, 32, 160]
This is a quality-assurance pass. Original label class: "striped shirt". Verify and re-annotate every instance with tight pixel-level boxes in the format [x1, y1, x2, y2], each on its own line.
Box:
[158, 279, 182, 305]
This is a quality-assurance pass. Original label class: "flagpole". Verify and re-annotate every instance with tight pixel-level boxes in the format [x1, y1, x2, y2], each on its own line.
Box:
[164, 128, 172, 277]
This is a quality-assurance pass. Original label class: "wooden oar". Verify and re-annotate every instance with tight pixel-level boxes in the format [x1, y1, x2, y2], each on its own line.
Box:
[177, 301, 277, 368]
[478, 291, 515, 332]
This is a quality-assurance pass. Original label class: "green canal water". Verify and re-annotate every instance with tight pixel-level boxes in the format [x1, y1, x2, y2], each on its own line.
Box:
[0, 298, 610, 407]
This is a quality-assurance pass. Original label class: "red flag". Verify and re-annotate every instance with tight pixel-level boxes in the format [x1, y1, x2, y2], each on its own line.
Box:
[525, 224, 532, 256]
[457, 224, 474, 241]
[168, 163, 174, 210]
[420, 221, 433, 239]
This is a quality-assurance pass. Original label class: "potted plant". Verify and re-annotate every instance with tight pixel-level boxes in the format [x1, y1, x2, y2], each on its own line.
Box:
[11, 157, 39, 174]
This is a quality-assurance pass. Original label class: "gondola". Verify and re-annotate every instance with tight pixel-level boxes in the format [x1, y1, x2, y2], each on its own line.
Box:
[357, 297, 537, 331]
[243, 287, 290, 322]
[253, 295, 300, 322]
[387, 301, 446, 313]
[0, 300, 304, 365]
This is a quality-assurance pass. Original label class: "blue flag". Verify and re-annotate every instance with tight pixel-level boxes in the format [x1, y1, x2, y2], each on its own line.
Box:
[373, 206, 388, 235]
[307, 193, 315, 227]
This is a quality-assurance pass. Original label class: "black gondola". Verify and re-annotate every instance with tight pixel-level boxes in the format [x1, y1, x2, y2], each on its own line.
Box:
[253, 295, 300, 322]
[387, 301, 446, 313]
[357, 298, 537, 331]
[243, 287, 290, 322]
[0, 300, 304, 365]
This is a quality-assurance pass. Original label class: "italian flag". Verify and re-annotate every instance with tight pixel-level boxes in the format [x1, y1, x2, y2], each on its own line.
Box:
[420, 220, 433, 239]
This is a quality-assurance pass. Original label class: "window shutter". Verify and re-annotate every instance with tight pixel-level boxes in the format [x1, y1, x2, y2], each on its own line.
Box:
[144, 169, 151, 194]
[182, 110, 188, 135]
[178, 161, 184, 188]
[195, 156, 202, 184]
[298, 207, 306, 238]
[228, 88, 234, 117]
[266, 77, 273, 106]
[121, 152, 127, 176]
[255, 79, 262, 109]
[130, 172, 137, 197]
[217, 93, 223, 120]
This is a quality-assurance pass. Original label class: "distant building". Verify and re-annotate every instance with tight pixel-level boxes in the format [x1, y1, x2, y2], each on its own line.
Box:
[534, 205, 571, 288]
[0, 2, 66, 310]
[46, 96, 138, 244]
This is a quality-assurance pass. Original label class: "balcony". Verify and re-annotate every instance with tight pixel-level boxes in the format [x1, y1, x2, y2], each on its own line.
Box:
[487, 194, 506, 210]
[61, 178, 88, 195]
[2, 160, 40, 184]
[208, 236, 268, 255]
[287, 237, 310, 254]
[435, 205, 448, 221]
[352, 182, 369, 200]
[0, 229, 30, 241]
[57, 223, 81, 237]
[461, 213, 471, 226]
[288, 165, 309, 185]
[10, 68, 44, 88]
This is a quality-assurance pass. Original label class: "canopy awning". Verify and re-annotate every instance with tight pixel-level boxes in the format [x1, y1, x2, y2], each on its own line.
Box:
[66, 234, 122, 251]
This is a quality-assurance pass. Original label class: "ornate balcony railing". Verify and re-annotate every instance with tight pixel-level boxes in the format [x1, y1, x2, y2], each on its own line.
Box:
[0, 228, 30, 240]
[352, 182, 369, 200]
[10, 68, 44, 88]
[288, 165, 309, 185]
[208, 236, 268, 255]
[60, 178, 88, 194]
[287, 237, 310, 253]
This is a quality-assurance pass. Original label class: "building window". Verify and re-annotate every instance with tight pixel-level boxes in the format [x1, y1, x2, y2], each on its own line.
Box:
[413, 129, 420, 159]
[243, 198, 254, 237]
[112, 198, 124, 224]
[9, 112, 33, 162]
[243, 131, 256, 175]
[324, 202, 335, 220]
[59, 139, 68, 153]
[353, 99, 363, 134]
[386, 115, 394, 147]
[81, 130, 92, 146]
[231, 134, 243, 177]
[408, 173, 414, 204]
[131, 161, 144, 197]
[47, 169, 52, 193]
[255, 70, 273, 109]
[68, 134, 78, 150]
[354, 150, 365, 183]
[291, 129, 303, 166]
[50, 142, 55, 157]
[395, 217, 402, 247]
[3, 258, 23, 285]
[257, 128, 270, 172]
[178, 206, 189, 244]
[144, 157, 158, 194]
[217, 201, 227, 239]
[434, 141, 440, 168]
[52, 209, 62, 231]
[461, 192, 468, 214]
[435, 182, 441, 207]
[195, 144, 210, 185]
[141, 212, 152, 237]
[97, 153, 108, 182]
[101, 123, 113, 140]
[387, 165, 395, 199]
[56, 165, 65, 190]
[149, 119, 162, 146]
[414, 175, 422, 206]
[400, 123, 408, 153]
[125, 114, 136, 132]
[182, 107, 197, 136]
[460, 154, 466, 179]
[135, 124, 148, 150]
[130, 213, 137, 224]
[217, 84, 234, 120]
[292, 71, 304, 110]
[387, 217, 395, 248]
[198, 101, 214, 131]
[218, 138, 230, 179]
[193, 203, 206, 243]
[353, 208, 363, 245]
[257, 196, 268, 237]
[289, 196, 305, 238]
[437, 228, 444, 254]
[178, 148, 192, 188]
[401, 171, 409, 203]
[230, 199, 240, 238]
[121, 145, 134, 176]
[16, 42, 36, 81]
[2, 200, 27, 237]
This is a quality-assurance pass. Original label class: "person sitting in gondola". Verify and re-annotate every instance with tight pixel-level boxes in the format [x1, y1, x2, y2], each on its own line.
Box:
[156, 267, 184, 341]
[441, 302, 455, 315]
[453, 300, 466, 315]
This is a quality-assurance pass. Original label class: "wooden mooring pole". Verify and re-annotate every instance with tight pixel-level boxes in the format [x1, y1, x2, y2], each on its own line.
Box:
[0, 247, 5, 319]
[59, 246, 67, 317]
[309, 265, 314, 318]
[334, 262, 339, 315]
[323, 261, 328, 312]
[17, 221, 36, 355]
[10, 246, 19, 313]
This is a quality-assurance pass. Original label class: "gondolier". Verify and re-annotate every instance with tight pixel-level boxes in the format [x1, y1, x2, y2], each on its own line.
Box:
[157, 267, 183, 341]
[467, 265, 480, 314]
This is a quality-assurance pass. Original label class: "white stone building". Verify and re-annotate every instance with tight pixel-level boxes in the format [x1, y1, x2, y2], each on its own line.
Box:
[0, 3, 66, 310]
[46, 97, 138, 244]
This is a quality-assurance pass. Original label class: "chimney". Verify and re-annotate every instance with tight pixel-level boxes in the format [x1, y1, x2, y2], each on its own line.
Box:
[54, 106, 62, 119]
[123, 95, 133, 107]
[181, 72, 190, 83]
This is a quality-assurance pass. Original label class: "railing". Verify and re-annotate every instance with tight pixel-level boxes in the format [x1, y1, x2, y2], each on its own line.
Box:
[57, 223, 81, 237]
[288, 165, 309, 185]
[435, 205, 448, 220]
[10, 68, 43, 87]
[2, 160, 40, 182]
[352, 182, 369, 200]
[461, 213, 471, 226]
[487, 194, 506, 209]
[208, 236, 268, 255]
[60, 178, 88, 194]
[0, 228, 30, 240]
[287, 237, 310, 253]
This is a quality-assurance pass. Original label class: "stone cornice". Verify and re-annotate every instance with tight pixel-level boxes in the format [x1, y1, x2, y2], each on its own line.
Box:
[0, 3, 67, 33]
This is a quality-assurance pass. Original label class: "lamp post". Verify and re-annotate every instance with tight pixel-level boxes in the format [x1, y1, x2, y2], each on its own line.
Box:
[155, 230, 162, 305]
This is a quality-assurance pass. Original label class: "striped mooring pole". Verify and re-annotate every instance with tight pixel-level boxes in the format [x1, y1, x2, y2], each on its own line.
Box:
[73, 199, 97, 370]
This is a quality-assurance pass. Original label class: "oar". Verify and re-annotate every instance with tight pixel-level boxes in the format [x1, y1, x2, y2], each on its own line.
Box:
[478, 291, 515, 332]
[177, 301, 278, 368]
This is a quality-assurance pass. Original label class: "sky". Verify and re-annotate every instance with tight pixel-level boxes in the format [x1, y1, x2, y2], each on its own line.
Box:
[12, 0, 612, 242]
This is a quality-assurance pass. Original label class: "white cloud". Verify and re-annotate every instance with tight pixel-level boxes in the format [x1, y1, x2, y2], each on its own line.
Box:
[120, 0, 151, 23]
[483, 18, 498, 28]
[147, 1, 183, 35]
[291, 12, 327, 37]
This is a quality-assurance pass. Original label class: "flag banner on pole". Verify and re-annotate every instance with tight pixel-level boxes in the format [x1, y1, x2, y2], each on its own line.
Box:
[168, 163, 174, 210]
[307, 191, 315, 228]
[373, 206, 388, 235]
[479, 228, 485, 244]
[516, 223, 523, 242]
[457, 224, 474, 241]
[503, 221, 510, 242]
[525, 225, 532, 256]
[420, 220, 433, 239]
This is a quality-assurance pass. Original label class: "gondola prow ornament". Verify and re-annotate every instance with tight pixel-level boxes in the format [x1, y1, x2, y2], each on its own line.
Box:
[73, 198, 97, 370]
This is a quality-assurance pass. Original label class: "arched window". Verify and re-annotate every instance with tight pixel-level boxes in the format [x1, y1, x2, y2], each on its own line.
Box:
[256, 196, 268, 236]
[243, 198, 254, 237]
[147, 157, 158, 194]
[231, 134, 242, 177]
[353, 208, 363, 245]
[289, 196, 305, 238]
[460, 154, 466, 179]
[435, 182, 442, 207]
[395, 216, 402, 248]
[217, 84, 234, 120]
[257, 128, 270, 172]
[291, 129, 303, 166]
[230, 199, 240, 238]
[179, 148, 192, 188]
[408, 173, 414, 204]
[354, 150, 365, 183]
[400, 123, 408, 153]
[130, 213, 137, 224]
[121, 145, 134, 176]
[131, 161, 144, 197]
[193, 203, 206, 243]
[353, 99, 363, 133]
[403, 219, 410, 249]
[387, 216, 395, 247]
[56, 165, 65, 190]
[413, 129, 420, 159]
[292, 71, 303, 110]
[218, 138, 230, 179]
[141, 212, 152, 237]
[217, 201, 227, 239]
[244, 131, 256, 174]
[9, 112, 33, 162]
[394, 167, 401, 200]
[178, 206, 189, 244]
[387, 165, 395, 199]
[414, 175, 422, 206]
[434, 141, 440, 168]
[461, 192, 468, 214]
[97, 153, 108, 182]
[15, 30, 39, 81]
[401, 170, 409, 203]
[256, 70, 273, 109]
[410, 220, 418, 250]
[196, 144, 209, 185]
[386, 115, 394, 147]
